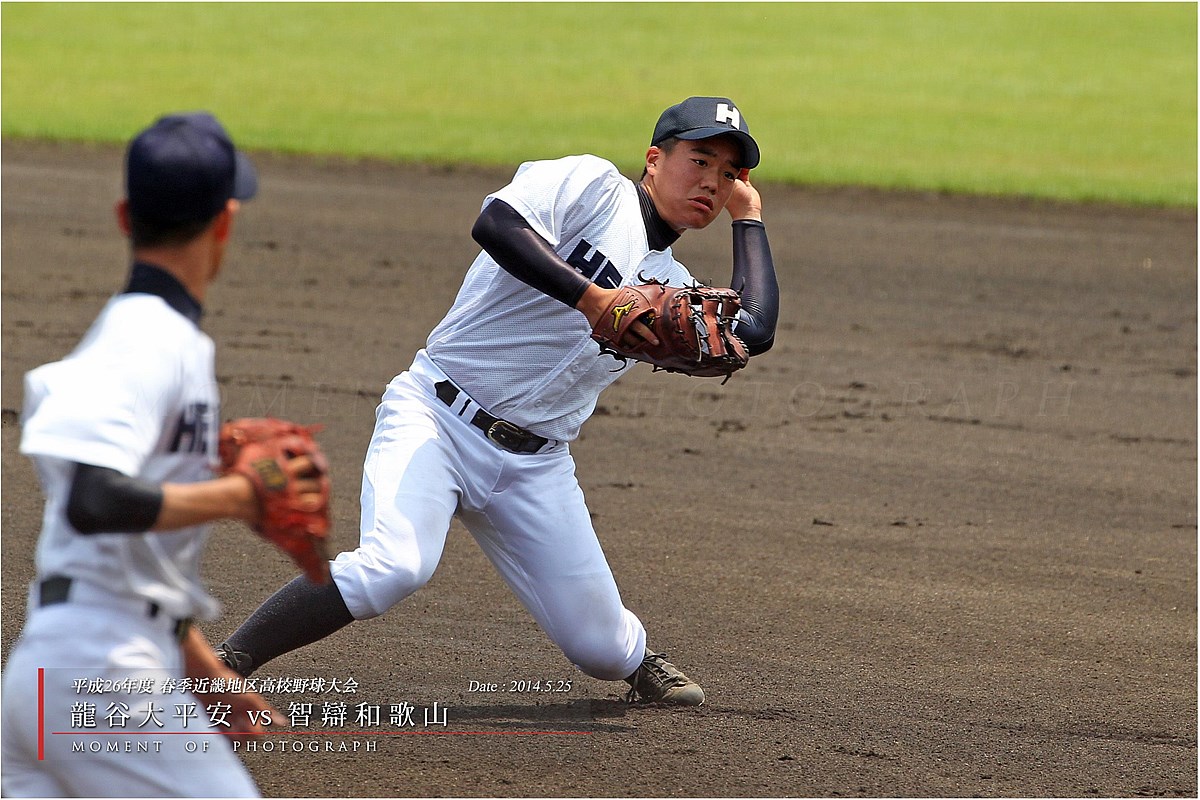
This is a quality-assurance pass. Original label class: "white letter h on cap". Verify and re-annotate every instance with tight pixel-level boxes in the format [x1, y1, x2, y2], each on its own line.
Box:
[716, 103, 741, 130]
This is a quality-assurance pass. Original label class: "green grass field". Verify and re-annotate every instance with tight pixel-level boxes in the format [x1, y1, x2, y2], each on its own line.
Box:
[2, 3, 1195, 206]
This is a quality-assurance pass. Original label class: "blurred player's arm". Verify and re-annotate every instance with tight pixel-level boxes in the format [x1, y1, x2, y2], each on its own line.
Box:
[65, 461, 259, 533]
[182, 625, 278, 741]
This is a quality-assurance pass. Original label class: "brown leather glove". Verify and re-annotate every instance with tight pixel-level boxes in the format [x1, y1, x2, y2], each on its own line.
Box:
[591, 279, 750, 380]
[218, 418, 332, 585]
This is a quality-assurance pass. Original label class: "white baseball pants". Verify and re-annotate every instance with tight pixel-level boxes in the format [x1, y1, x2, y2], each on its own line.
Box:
[1, 598, 259, 798]
[330, 353, 647, 681]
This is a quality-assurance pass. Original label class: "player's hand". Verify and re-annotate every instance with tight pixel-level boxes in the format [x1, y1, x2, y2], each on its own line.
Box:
[228, 454, 326, 525]
[726, 168, 762, 223]
[281, 454, 327, 513]
[196, 684, 280, 744]
[224, 689, 279, 743]
[575, 284, 660, 348]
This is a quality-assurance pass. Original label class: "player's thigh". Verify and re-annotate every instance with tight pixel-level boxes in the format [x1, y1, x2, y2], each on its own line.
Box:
[470, 449, 611, 578]
[55, 738, 259, 798]
[1, 612, 114, 779]
[1, 643, 66, 797]
[3, 617, 259, 798]
[359, 389, 461, 535]
[335, 390, 463, 616]
[1, 764, 69, 798]
[462, 450, 645, 675]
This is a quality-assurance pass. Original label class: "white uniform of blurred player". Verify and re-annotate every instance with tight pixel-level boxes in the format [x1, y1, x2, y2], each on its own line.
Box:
[0, 112, 298, 798]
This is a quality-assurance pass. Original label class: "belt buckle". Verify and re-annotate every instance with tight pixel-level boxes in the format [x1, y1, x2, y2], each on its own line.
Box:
[486, 420, 527, 452]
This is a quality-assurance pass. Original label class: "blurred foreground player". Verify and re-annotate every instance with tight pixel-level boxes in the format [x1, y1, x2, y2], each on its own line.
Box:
[2, 112, 325, 797]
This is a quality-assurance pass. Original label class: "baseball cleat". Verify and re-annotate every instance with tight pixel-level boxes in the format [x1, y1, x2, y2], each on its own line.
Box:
[624, 649, 705, 706]
[215, 643, 255, 678]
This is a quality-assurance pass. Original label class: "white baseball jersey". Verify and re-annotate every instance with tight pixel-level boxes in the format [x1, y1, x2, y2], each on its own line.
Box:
[426, 155, 696, 441]
[20, 278, 221, 621]
[5, 267, 257, 797]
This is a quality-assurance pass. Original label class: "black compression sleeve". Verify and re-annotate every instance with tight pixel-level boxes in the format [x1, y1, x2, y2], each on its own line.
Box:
[472, 200, 592, 308]
[730, 220, 780, 356]
[66, 463, 164, 534]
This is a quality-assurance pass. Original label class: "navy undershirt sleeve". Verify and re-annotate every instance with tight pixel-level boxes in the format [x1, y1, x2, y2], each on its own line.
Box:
[471, 200, 592, 308]
[730, 220, 779, 356]
[66, 462, 164, 534]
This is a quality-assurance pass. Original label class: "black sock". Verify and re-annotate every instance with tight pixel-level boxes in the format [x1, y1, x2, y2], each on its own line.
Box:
[220, 575, 355, 676]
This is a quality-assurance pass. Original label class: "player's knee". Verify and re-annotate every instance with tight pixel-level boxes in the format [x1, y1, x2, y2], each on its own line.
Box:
[332, 545, 435, 619]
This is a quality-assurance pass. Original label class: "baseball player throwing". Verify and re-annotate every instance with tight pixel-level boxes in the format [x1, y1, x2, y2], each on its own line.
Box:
[217, 96, 779, 704]
[2, 113, 329, 797]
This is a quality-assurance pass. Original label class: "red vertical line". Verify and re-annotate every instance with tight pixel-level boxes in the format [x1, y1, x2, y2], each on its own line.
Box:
[37, 667, 46, 760]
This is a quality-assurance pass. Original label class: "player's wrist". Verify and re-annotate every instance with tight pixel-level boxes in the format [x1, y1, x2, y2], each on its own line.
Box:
[574, 283, 609, 328]
[729, 208, 763, 223]
[221, 474, 261, 523]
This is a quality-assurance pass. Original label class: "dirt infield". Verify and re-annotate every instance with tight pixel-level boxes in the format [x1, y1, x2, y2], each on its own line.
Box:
[2, 140, 1195, 798]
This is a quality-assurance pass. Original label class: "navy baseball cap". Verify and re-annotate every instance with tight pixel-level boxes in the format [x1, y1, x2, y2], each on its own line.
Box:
[651, 96, 760, 169]
[125, 112, 257, 224]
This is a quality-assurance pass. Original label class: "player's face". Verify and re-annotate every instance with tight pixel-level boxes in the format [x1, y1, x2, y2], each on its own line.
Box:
[643, 136, 742, 232]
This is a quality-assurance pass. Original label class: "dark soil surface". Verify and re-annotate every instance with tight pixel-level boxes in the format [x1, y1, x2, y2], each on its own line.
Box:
[2, 140, 1195, 797]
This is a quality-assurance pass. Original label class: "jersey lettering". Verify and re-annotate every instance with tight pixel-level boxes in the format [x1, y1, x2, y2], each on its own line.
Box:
[566, 239, 622, 290]
[168, 402, 212, 454]
[716, 103, 742, 130]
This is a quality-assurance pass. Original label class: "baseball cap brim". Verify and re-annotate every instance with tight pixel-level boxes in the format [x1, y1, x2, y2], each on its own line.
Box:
[232, 150, 258, 201]
[673, 126, 761, 170]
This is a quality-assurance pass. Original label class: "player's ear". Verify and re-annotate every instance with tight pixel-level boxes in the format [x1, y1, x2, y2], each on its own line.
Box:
[645, 146, 663, 176]
[115, 200, 133, 237]
[211, 199, 240, 243]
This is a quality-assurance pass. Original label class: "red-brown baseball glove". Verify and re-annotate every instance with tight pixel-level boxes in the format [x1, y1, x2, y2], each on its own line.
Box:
[591, 279, 750, 380]
[218, 418, 332, 585]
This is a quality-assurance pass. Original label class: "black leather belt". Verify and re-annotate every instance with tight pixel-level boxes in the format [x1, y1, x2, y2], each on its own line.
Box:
[39, 576, 192, 643]
[434, 380, 550, 454]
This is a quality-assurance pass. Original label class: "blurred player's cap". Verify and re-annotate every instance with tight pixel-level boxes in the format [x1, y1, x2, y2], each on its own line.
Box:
[126, 111, 258, 223]
[652, 96, 760, 169]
